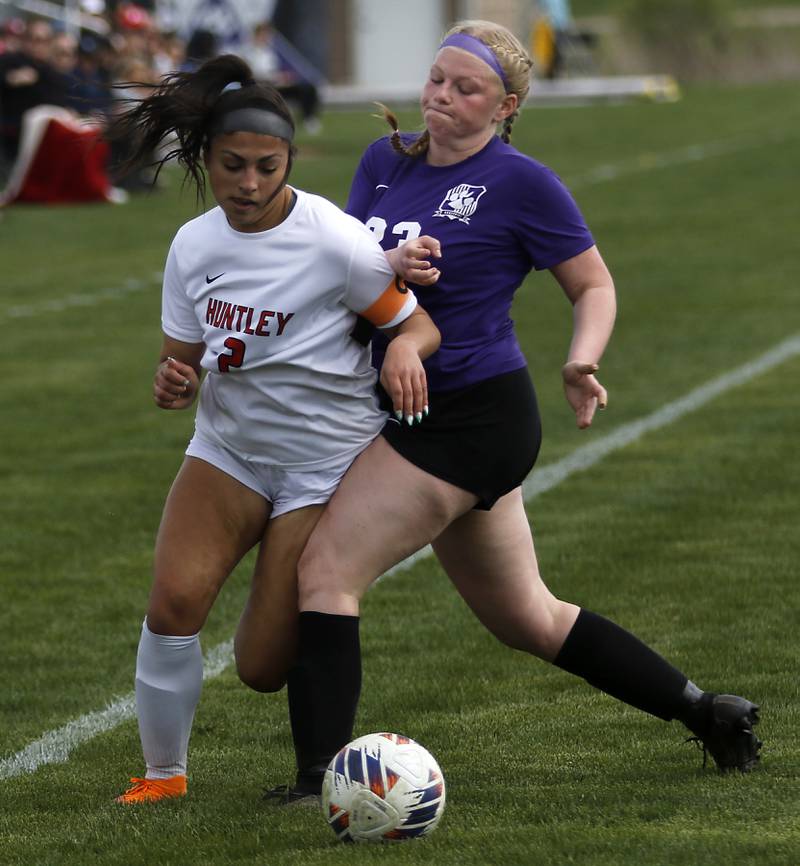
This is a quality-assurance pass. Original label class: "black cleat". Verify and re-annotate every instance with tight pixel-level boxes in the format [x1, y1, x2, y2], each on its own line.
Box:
[262, 783, 321, 807]
[687, 694, 762, 773]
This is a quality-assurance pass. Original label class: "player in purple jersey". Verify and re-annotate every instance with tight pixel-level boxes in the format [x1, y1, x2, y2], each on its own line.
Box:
[254, 20, 761, 802]
[347, 123, 596, 393]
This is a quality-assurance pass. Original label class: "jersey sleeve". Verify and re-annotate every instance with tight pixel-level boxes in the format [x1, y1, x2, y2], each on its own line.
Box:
[514, 163, 595, 271]
[343, 224, 417, 329]
[345, 143, 379, 221]
[161, 239, 203, 343]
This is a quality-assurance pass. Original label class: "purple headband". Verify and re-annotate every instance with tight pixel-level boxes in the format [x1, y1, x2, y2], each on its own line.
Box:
[438, 32, 510, 91]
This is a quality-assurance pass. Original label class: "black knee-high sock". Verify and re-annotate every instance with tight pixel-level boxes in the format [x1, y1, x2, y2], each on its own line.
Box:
[553, 608, 704, 723]
[287, 611, 361, 794]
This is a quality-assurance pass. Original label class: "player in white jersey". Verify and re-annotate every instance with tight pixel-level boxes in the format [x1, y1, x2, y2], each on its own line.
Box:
[163, 189, 415, 470]
[106, 54, 440, 804]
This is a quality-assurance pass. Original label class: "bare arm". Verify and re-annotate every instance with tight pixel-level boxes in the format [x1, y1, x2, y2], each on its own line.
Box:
[379, 305, 441, 424]
[153, 334, 205, 410]
[549, 245, 617, 429]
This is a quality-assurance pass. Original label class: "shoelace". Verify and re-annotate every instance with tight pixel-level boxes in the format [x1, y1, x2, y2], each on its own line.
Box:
[685, 736, 710, 768]
[262, 783, 290, 801]
[262, 783, 320, 805]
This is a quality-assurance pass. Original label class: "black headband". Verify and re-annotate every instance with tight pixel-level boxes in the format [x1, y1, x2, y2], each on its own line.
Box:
[209, 107, 295, 142]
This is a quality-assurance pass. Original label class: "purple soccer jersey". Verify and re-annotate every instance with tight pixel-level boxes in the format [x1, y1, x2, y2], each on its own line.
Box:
[347, 134, 595, 391]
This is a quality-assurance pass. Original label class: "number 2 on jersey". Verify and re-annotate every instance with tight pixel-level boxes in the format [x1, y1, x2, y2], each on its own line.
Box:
[218, 337, 245, 372]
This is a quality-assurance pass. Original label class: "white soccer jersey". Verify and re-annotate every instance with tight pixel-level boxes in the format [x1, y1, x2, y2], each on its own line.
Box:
[161, 188, 417, 469]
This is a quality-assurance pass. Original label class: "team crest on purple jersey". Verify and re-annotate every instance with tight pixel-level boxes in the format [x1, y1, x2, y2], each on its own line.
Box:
[433, 183, 487, 224]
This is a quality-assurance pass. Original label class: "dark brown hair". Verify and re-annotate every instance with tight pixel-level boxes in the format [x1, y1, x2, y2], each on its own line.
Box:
[107, 54, 296, 196]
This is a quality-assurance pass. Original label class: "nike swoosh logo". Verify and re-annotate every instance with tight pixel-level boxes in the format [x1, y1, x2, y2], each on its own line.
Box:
[206, 272, 225, 284]
[375, 184, 389, 190]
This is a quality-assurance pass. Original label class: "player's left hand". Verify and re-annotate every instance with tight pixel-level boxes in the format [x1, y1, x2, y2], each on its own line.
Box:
[562, 360, 607, 429]
[390, 236, 442, 286]
[381, 336, 429, 426]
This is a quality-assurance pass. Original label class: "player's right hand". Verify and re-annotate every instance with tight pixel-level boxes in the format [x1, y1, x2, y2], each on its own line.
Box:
[154, 356, 199, 410]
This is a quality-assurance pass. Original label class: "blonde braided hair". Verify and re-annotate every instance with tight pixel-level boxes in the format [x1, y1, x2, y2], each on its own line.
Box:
[376, 19, 533, 156]
[449, 20, 534, 144]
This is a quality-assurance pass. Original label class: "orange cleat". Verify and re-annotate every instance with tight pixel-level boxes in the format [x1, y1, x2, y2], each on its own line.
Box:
[115, 774, 187, 804]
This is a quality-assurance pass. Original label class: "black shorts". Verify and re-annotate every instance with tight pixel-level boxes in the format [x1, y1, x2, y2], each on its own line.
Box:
[378, 366, 542, 510]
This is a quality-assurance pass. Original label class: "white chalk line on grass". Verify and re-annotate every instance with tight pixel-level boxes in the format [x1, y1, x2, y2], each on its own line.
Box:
[2, 272, 163, 319]
[0, 639, 234, 781]
[566, 129, 793, 190]
[2, 332, 798, 782]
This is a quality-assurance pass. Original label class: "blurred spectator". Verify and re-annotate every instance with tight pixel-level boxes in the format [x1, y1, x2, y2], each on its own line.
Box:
[241, 21, 321, 134]
[150, 30, 185, 78]
[532, 0, 570, 79]
[115, 3, 155, 34]
[182, 28, 218, 72]
[112, 1, 156, 74]
[50, 32, 79, 77]
[1, 18, 26, 55]
[108, 54, 159, 190]
[66, 35, 114, 118]
[50, 31, 81, 115]
[532, 0, 596, 79]
[0, 18, 68, 163]
[270, 0, 329, 88]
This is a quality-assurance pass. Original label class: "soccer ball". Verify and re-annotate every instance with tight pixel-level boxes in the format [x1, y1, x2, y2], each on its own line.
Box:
[321, 732, 446, 843]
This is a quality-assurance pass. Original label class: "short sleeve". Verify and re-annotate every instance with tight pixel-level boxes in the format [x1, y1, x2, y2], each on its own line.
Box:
[161, 240, 203, 343]
[343, 223, 417, 329]
[513, 164, 595, 271]
[345, 145, 378, 221]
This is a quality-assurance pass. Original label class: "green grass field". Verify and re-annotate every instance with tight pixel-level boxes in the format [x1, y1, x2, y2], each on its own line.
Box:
[1, 80, 798, 865]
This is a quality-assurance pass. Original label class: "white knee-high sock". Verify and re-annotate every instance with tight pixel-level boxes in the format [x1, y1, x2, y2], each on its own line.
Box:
[135, 618, 203, 780]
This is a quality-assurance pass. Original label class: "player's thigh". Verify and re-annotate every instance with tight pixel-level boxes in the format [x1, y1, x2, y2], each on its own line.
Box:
[149, 456, 270, 634]
[432, 487, 579, 660]
[298, 436, 477, 613]
[235, 503, 325, 692]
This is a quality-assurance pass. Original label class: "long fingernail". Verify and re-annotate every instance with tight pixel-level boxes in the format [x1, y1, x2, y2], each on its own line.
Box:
[423, 405, 429, 416]
[395, 410, 403, 420]
[415, 412, 422, 423]
[406, 414, 414, 426]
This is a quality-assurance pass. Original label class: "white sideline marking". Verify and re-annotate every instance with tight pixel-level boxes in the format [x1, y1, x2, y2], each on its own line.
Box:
[2, 333, 798, 781]
[566, 129, 792, 190]
[0, 639, 233, 781]
[2, 272, 163, 319]
[387, 332, 800, 575]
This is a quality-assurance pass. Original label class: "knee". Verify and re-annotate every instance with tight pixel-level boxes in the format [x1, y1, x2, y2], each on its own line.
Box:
[493, 599, 578, 662]
[236, 663, 287, 694]
[147, 583, 212, 635]
[234, 649, 288, 694]
[494, 622, 551, 658]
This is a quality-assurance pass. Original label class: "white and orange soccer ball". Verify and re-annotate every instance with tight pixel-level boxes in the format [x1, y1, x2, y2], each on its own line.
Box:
[321, 732, 446, 843]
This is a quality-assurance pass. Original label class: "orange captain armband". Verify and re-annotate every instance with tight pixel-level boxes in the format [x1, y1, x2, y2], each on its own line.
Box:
[359, 275, 416, 329]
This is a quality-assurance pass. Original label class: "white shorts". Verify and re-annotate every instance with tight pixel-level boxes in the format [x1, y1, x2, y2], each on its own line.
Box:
[185, 434, 366, 519]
